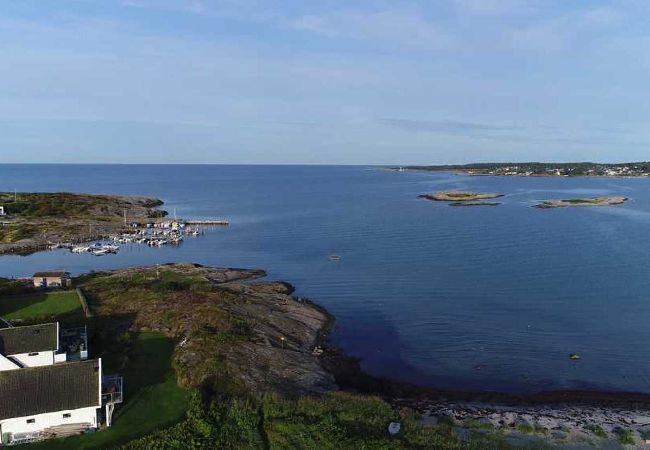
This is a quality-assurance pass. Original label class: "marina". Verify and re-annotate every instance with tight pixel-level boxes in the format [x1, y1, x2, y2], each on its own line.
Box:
[48, 219, 221, 256]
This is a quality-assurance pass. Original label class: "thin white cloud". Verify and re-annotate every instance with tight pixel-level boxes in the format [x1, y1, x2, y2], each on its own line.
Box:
[381, 118, 515, 134]
[510, 6, 626, 52]
[290, 9, 454, 51]
[451, 0, 544, 17]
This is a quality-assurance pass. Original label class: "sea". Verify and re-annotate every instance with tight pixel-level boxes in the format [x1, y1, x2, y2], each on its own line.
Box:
[1, 164, 649, 394]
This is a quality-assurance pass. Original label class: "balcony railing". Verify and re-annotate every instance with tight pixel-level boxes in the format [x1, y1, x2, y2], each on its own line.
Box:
[101, 374, 123, 405]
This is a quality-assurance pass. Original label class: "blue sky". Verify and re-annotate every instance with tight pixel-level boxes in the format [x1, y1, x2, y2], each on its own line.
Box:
[1, 0, 650, 164]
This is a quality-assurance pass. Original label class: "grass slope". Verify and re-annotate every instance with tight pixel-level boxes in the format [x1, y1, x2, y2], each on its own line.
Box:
[0, 290, 83, 323]
[31, 332, 189, 449]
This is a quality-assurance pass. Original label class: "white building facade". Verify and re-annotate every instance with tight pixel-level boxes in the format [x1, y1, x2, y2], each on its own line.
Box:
[0, 323, 64, 371]
[0, 323, 105, 446]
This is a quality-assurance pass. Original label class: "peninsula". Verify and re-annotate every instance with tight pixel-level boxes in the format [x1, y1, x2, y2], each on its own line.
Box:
[4, 263, 650, 448]
[0, 192, 167, 254]
[395, 162, 650, 177]
[534, 196, 628, 209]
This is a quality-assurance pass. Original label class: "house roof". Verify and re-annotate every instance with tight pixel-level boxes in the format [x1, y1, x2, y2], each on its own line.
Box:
[0, 359, 101, 420]
[33, 271, 70, 278]
[0, 323, 58, 355]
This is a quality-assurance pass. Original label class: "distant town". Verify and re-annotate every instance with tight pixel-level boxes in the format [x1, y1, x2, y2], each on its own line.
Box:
[394, 162, 650, 177]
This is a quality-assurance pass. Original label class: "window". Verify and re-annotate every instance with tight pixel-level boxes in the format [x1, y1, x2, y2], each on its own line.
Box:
[26, 418, 35, 424]
[28, 352, 39, 356]
[63, 413, 71, 419]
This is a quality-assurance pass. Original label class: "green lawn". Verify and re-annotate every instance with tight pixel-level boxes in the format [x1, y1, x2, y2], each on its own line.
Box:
[0, 290, 83, 323]
[31, 332, 189, 449]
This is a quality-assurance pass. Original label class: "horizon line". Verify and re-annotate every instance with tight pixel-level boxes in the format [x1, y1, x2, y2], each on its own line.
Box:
[1, 160, 649, 166]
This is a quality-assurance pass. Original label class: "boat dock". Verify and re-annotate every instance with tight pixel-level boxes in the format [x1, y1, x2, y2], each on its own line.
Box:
[184, 219, 229, 226]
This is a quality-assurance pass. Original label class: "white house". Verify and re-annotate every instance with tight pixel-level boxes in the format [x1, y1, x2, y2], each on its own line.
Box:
[0, 323, 66, 371]
[0, 359, 102, 445]
[0, 206, 5, 216]
[32, 272, 72, 289]
[0, 323, 120, 445]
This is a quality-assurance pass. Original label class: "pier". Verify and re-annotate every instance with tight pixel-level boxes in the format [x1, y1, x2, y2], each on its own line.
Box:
[184, 219, 229, 226]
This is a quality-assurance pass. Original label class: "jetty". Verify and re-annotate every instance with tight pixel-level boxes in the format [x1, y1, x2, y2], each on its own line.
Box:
[184, 219, 229, 226]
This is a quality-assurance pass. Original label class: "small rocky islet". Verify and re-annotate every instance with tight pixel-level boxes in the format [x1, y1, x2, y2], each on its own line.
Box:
[418, 191, 629, 210]
[418, 191, 504, 206]
[534, 196, 628, 209]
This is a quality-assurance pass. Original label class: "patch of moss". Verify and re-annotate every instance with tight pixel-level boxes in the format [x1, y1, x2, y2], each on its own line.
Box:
[584, 424, 608, 439]
[463, 418, 495, 430]
[516, 423, 535, 434]
[613, 427, 635, 445]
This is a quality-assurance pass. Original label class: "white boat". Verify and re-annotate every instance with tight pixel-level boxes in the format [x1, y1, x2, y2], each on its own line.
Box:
[72, 246, 90, 253]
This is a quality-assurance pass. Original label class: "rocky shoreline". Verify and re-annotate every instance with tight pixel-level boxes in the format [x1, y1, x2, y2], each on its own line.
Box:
[317, 303, 650, 448]
[321, 342, 650, 448]
[417, 400, 650, 448]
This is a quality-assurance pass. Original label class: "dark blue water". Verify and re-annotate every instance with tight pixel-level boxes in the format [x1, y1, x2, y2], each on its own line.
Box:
[1, 164, 649, 393]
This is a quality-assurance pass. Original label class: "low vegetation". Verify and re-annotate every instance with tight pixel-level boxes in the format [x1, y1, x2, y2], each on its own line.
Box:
[516, 423, 535, 434]
[0, 192, 163, 220]
[613, 427, 635, 445]
[584, 424, 608, 439]
[122, 390, 509, 449]
[463, 418, 494, 431]
[0, 277, 33, 296]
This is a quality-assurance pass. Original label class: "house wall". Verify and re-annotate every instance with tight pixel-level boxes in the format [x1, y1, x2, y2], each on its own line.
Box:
[0, 354, 20, 372]
[0, 406, 99, 443]
[32, 277, 70, 288]
[10, 351, 55, 368]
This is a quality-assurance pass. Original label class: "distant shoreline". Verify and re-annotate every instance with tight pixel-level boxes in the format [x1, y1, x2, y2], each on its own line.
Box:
[389, 162, 650, 178]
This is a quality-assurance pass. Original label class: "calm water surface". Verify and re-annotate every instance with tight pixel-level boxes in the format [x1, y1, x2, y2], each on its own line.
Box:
[1, 164, 649, 393]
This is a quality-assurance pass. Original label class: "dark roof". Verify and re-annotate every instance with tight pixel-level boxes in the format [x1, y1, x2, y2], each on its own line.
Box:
[33, 271, 70, 278]
[0, 359, 101, 420]
[0, 323, 58, 355]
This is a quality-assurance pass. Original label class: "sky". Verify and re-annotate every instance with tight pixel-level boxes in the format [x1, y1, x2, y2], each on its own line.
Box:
[1, 0, 650, 164]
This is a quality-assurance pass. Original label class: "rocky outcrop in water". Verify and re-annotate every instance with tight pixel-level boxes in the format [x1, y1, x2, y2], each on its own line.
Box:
[535, 196, 628, 209]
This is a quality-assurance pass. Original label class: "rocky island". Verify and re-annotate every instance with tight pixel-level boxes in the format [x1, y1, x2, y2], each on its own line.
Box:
[535, 196, 628, 209]
[419, 191, 503, 206]
[0, 192, 167, 254]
